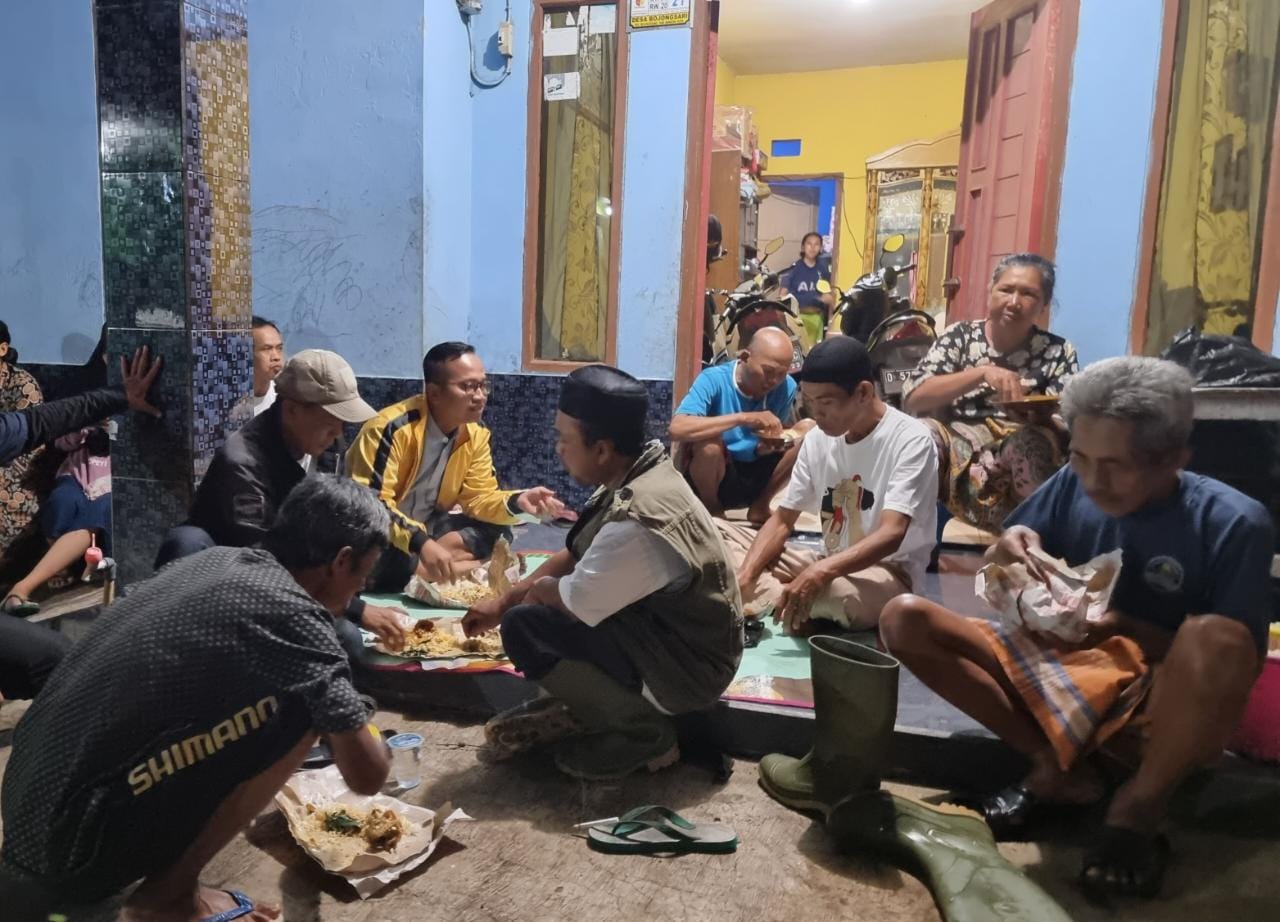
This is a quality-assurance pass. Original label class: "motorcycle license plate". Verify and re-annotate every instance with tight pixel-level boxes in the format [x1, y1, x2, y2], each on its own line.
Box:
[880, 367, 913, 395]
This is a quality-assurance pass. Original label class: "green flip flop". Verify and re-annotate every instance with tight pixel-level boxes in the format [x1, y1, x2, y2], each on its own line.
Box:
[585, 805, 739, 855]
[1, 594, 40, 616]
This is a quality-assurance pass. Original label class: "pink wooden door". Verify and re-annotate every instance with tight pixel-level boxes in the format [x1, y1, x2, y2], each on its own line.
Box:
[945, 0, 1077, 323]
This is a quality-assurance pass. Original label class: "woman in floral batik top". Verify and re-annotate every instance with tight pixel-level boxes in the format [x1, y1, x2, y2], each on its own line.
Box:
[0, 321, 48, 566]
[902, 254, 1078, 530]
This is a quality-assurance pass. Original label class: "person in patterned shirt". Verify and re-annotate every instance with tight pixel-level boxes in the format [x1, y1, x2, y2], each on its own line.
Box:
[0, 320, 47, 567]
[902, 254, 1079, 529]
[1, 476, 392, 922]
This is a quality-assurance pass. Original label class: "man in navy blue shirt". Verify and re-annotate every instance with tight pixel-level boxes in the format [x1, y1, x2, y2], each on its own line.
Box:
[670, 327, 811, 523]
[881, 356, 1272, 903]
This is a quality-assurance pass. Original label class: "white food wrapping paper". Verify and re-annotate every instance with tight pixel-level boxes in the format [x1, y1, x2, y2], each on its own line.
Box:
[275, 764, 471, 899]
[976, 547, 1123, 643]
[365, 617, 506, 670]
[401, 540, 522, 609]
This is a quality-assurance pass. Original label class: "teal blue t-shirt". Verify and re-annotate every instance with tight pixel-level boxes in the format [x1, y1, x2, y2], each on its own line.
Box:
[1005, 467, 1275, 652]
[675, 362, 796, 462]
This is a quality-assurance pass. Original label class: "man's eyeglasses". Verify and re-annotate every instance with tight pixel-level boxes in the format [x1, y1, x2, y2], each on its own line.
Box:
[453, 380, 493, 396]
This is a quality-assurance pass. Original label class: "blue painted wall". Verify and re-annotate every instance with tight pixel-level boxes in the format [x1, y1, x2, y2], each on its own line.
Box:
[615, 24, 693, 379]
[1053, 0, 1164, 365]
[424, 2, 477, 349]
[248, 0, 424, 379]
[467, 0, 532, 374]
[0, 2, 104, 364]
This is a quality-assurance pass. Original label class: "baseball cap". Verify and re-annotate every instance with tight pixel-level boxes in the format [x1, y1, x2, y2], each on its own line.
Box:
[274, 349, 376, 423]
[795, 335, 875, 390]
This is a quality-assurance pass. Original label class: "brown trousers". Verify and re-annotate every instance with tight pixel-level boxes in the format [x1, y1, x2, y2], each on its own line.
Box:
[716, 520, 911, 630]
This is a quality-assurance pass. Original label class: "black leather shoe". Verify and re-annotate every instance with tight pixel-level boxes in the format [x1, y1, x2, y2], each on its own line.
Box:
[977, 784, 1040, 839]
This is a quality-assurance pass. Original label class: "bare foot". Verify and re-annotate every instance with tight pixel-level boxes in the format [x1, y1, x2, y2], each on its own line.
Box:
[1103, 781, 1166, 835]
[120, 886, 280, 922]
[1022, 753, 1105, 805]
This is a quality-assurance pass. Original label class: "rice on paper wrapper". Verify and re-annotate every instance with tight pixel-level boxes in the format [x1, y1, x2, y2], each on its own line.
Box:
[275, 764, 472, 898]
[976, 547, 1122, 643]
[403, 537, 521, 610]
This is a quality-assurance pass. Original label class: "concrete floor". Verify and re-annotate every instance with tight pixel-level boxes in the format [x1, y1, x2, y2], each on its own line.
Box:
[3, 710, 1277, 922]
[2, 524, 1276, 920]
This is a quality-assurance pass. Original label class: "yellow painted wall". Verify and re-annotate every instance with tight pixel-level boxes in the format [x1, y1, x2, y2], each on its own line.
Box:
[715, 56, 737, 106]
[734, 59, 967, 282]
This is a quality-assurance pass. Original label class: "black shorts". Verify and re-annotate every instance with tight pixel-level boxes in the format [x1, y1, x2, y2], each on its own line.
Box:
[717, 453, 783, 510]
[367, 513, 513, 593]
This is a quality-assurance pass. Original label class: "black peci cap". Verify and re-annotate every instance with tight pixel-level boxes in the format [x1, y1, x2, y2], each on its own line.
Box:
[559, 364, 648, 445]
[795, 335, 875, 391]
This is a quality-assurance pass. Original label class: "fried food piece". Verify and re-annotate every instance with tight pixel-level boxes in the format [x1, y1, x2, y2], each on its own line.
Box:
[461, 630, 503, 654]
[362, 806, 405, 851]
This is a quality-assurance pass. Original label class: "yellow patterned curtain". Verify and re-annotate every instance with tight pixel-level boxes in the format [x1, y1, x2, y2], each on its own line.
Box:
[537, 6, 616, 362]
[1145, 0, 1280, 353]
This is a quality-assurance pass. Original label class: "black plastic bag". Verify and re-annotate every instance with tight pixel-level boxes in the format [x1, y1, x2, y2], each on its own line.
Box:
[1159, 328, 1280, 388]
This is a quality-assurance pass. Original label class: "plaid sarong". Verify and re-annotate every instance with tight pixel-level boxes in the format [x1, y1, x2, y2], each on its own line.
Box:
[973, 619, 1155, 771]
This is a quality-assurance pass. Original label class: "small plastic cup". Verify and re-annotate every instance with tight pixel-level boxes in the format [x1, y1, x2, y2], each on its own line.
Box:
[386, 733, 424, 790]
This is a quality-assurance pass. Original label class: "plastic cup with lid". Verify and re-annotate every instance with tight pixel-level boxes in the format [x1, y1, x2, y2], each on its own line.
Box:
[386, 732, 424, 790]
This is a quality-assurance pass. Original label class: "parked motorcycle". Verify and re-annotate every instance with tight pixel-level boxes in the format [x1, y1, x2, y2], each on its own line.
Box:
[832, 234, 937, 406]
[705, 237, 807, 374]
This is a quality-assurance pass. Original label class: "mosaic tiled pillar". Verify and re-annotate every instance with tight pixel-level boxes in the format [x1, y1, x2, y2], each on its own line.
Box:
[94, 0, 252, 583]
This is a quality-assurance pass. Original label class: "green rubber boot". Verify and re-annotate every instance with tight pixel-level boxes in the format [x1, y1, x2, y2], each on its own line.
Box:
[759, 637, 899, 817]
[827, 792, 1073, 922]
[538, 660, 680, 781]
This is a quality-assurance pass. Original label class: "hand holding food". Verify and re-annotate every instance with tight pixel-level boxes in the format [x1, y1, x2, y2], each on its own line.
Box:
[360, 605, 409, 650]
[982, 365, 1026, 403]
[744, 410, 784, 439]
[417, 539, 456, 584]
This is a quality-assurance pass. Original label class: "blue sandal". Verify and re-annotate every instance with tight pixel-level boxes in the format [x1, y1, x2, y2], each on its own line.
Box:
[585, 805, 738, 855]
[200, 890, 257, 922]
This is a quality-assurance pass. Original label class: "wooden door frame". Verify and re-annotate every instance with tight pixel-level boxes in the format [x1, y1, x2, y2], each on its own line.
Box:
[947, 0, 1079, 322]
[521, 0, 629, 372]
[758, 171, 845, 279]
[674, 0, 714, 402]
[1131, 0, 1280, 354]
[1029, 0, 1079, 257]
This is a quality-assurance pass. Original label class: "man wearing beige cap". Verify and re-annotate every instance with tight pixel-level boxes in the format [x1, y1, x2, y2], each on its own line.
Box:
[154, 349, 412, 653]
[156, 348, 373, 558]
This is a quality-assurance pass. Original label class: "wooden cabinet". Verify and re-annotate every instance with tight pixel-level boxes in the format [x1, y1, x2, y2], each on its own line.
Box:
[707, 149, 757, 294]
[864, 130, 960, 321]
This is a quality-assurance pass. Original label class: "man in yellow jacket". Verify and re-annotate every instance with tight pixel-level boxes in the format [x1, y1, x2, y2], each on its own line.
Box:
[347, 342, 564, 590]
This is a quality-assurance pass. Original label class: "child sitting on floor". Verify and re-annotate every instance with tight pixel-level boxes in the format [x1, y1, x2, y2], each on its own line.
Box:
[2, 425, 111, 616]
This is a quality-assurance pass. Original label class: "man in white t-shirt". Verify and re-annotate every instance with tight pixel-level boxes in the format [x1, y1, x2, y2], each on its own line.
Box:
[723, 335, 938, 633]
[232, 316, 285, 421]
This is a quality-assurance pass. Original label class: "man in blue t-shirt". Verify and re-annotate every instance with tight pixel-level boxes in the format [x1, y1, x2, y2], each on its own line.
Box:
[880, 356, 1273, 904]
[670, 327, 812, 523]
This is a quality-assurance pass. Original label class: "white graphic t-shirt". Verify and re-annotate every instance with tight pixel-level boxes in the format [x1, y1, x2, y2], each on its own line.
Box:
[779, 406, 938, 588]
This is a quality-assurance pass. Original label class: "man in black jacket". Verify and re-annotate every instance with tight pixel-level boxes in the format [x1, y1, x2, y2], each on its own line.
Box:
[158, 349, 373, 556]
[154, 350, 409, 654]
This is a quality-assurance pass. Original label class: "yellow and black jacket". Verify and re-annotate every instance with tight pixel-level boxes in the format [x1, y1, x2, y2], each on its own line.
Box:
[346, 394, 521, 554]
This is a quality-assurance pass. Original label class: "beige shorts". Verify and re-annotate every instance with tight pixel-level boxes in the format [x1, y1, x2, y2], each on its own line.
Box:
[716, 519, 911, 630]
